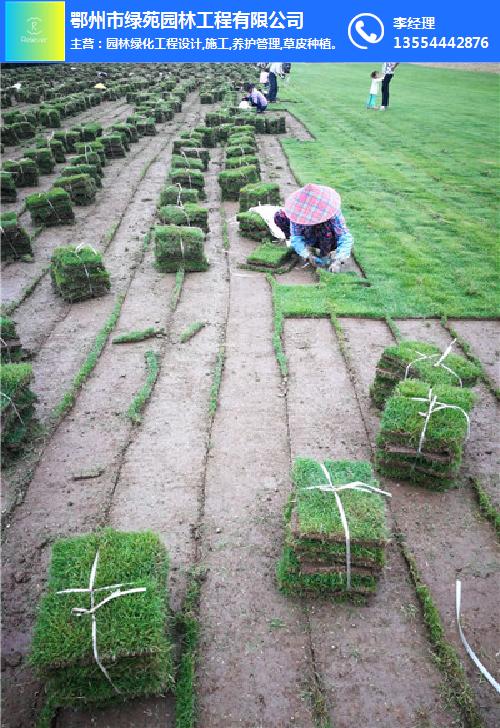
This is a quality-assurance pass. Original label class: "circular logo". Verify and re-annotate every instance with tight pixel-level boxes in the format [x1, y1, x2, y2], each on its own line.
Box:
[27, 17, 43, 36]
[348, 13, 384, 50]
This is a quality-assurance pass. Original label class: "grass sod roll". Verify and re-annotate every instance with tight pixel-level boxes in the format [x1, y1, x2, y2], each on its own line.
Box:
[0, 212, 33, 260]
[169, 169, 205, 200]
[171, 155, 205, 172]
[237, 211, 274, 242]
[30, 529, 174, 718]
[239, 182, 281, 212]
[375, 379, 475, 490]
[1, 362, 37, 452]
[158, 203, 208, 232]
[154, 225, 208, 273]
[218, 165, 260, 202]
[1, 171, 17, 202]
[370, 340, 481, 409]
[246, 242, 291, 269]
[50, 245, 110, 302]
[25, 188, 75, 226]
[276, 459, 389, 599]
[52, 174, 96, 206]
[159, 185, 199, 206]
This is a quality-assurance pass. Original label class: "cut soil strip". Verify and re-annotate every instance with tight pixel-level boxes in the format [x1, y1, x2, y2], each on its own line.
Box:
[284, 317, 459, 726]
[448, 319, 500, 391]
[341, 317, 499, 725]
[195, 201, 316, 727]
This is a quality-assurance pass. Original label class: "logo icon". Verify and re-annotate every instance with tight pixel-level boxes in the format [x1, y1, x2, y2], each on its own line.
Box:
[348, 13, 384, 50]
[26, 16, 43, 35]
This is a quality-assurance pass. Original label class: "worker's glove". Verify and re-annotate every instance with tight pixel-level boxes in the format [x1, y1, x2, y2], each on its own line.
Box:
[329, 259, 344, 273]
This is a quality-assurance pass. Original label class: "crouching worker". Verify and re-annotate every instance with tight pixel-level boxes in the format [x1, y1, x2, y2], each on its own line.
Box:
[274, 183, 353, 272]
[242, 83, 268, 113]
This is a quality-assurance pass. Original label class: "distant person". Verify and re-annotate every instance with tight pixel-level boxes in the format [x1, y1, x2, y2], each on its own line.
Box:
[267, 63, 284, 102]
[242, 83, 268, 113]
[366, 70, 383, 109]
[273, 183, 353, 272]
[380, 63, 399, 110]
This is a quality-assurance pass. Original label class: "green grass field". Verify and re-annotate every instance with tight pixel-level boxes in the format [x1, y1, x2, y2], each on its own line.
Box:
[279, 64, 499, 318]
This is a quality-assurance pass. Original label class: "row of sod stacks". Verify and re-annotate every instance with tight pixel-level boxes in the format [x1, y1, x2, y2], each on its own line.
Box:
[1, 212, 33, 260]
[154, 226, 208, 273]
[53, 174, 97, 205]
[30, 529, 174, 716]
[375, 379, 475, 491]
[1, 171, 17, 202]
[370, 340, 481, 409]
[277, 459, 389, 600]
[1, 363, 37, 453]
[158, 204, 208, 232]
[50, 246, 110, 302]
[0, 317, 23, 362]
[2, 158, 39, 187]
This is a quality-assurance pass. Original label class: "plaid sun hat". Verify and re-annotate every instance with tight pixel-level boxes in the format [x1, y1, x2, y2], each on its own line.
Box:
[284, 183, 341, 225]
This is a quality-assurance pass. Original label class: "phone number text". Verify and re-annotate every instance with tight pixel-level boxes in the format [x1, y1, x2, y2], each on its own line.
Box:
[395, 36, 489, 49]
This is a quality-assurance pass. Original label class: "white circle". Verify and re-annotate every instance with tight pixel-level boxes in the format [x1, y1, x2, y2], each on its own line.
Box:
[348, 13, 384, 50]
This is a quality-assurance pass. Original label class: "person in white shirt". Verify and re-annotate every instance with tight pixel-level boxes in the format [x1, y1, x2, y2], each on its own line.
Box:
[380, 62, 400, 110]
[366, 70, 383, 109]
[267, 62, 284, 102]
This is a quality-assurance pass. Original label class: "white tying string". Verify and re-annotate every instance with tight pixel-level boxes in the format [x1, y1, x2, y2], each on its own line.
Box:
[456, 580, 500, 693]
[56, 550, 146, 693]
[410, 388, 471, 454]
[404, 340, 462, 386]
[75, 245, 98, 296]
[0, 392, 25, 424]
[304, 463, 391, 590]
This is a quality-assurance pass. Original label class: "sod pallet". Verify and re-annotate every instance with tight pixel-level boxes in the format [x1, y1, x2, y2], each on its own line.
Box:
[1, 172, 17, 202]
[30, 529, 174, 718]
[18, 157, 40, 186]
[50, 245, 110, 302]
[218, 165, 260, 201]
[169, 168, 205, 200]
[158, 203, 208, 232]
[53, 129, 81, 152]
[375, 379, 475, 490]
[1, 362, 37, 452]
[26, 189, 74, 227]
[246, 242, 291, 269]
[159, 185, 199, 206]
[239, 182, 281, 211]
[1, 212, 33, 260]
[175, 147, 210, 170]
[0, 316, 23, 362]
[265, 115, 286, 134]
[370, 340, 481, 409]
[49, 139, 66, 163]
[277, 459, 389, 600]
[173, 137, 203, 153]
[101, 133, 127, 158]
[225, 143, 256, 158]
[171, 155, 205, 172]
[236, 211, 273, 241]
[154, 225, 208, 273]
[193, 126, 218, 148]
[52, 174, 96, 206]
[24, 148, 56, 175]
[63, 164, 102, 188]
[71, 152, 103, 176]
[75, 142, 106, 167]
[225, 155, 260, 172]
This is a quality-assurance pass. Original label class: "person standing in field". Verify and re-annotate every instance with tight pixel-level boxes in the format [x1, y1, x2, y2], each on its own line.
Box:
[380, 62, 400, 110]
[268, 62, 284, 102]
[366, 70, 383, 109]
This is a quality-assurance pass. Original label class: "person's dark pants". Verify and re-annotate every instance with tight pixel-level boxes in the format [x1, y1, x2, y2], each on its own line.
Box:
[250, 98, 267, 113]
[381, 73, 393, 107]
[268, 72, 278, 102]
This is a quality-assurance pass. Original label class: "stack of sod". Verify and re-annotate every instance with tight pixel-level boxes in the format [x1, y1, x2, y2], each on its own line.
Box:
[171, 155, 205, 172]
[277, 459, 389, 599]
[236, 211, 273, 242]
[53, 129, 81, 152]
[1, 363, 37, 452]
[75, 142, 106, 167]
[0, 212, 33, 260]
[205, 110, 232, 127]
[2, 161, 22, 184]
[225, 155, 260, 172]
[0, 316, 23, 362]
[49, 139, 66, 163]
[81, 122, 103, 141]
[111, 123, 138, 143]
[200, 91, 215, 103]
[265, 115, 286, 134]
[30, 529, 174, 716]
[71, 152, 103, 176]
[25, 148, 56, 175]
[217, 123, 235, 142]
[239, 182, 281, 211]
[218, 166, 260, 201]
[176, 147, 210, 170]
[246, 242, 291, 269]
[169, 168, 205, 200]
[52, 174, 96, 206]
[39, 107, 61, 127]
[370, 340, 481, 409]
[18, 157, 40, 186]
[173, 136, 203, 153]
[101, 133, 126, 158]
[1, 172, 17, 202]
[225, 143, 256, 158]
[375, 379, 475, 490]
[159, 185, 199, 206]
[158, 203, 208, 232]
[50, 246, 110, 302]
[135, 117, 157, 136]
[63, 164, 102, 188]
[193, 126, 218, 148]
[154, 225, 208, 273]
[26, 189, 75, 226]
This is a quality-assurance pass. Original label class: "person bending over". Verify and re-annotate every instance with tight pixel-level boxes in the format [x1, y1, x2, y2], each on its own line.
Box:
[242, 83, 268, 113]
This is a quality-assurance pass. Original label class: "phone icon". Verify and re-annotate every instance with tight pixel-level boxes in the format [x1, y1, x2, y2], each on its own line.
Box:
[348, 13, 384, 50]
